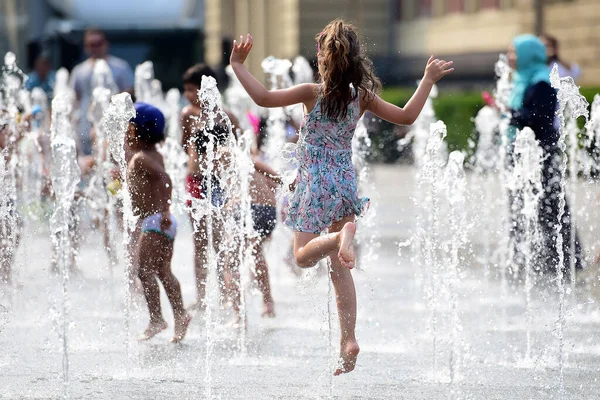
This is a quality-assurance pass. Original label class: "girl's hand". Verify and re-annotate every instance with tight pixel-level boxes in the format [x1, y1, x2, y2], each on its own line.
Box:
[423, 56, 454, 84]
[230, 34, 253, 65]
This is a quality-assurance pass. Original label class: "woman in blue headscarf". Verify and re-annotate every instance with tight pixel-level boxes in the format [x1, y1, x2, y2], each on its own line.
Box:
[507, 34, 582, 275]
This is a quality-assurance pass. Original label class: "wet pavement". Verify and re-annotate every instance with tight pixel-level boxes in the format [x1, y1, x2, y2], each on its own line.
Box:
[2, 165, 600, 399]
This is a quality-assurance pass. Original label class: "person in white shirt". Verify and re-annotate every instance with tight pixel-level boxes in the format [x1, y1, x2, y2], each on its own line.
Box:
[70, 28, 134, 155]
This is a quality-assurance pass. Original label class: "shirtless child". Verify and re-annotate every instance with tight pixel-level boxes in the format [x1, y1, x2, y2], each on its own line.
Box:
[127, 103, 190, 342]
[180, 64, 239, 310]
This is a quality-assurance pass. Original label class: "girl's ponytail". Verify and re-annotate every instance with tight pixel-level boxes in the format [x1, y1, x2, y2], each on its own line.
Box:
[317, 19, 381, 122]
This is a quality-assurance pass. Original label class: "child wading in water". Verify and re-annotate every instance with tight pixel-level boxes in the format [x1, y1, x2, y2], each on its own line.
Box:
[180, 64, 240, 311]
[231, 19, 453, 374]
[127, 103, 191, 343]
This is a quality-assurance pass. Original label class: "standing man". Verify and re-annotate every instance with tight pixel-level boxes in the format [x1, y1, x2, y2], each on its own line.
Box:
[70, 28, 134, 155]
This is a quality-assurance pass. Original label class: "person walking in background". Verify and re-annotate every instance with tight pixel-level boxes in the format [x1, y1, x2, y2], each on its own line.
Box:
[506, 34, 583, 275]
[540, 34, 582, 81]
[180, 63, 243, 312]
[25, 53, 56, 98]
[70, 28, 134, 155]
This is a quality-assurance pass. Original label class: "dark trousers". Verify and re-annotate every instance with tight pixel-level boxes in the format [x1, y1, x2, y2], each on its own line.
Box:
[508, 149, 583, 277]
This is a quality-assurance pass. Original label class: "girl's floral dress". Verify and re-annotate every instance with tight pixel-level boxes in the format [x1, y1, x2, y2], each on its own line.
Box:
[285, 89, 369, 234]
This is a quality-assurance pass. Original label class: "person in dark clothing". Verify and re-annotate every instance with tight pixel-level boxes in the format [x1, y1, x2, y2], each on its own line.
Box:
[507, 34, 583, 277]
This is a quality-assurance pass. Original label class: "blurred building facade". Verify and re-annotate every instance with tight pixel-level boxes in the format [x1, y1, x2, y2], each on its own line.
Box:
[205, 0, 600, 86]
[2, 0, 599, 87]
[204, 0, 391, 80]
[0, 0, 204, 89]
[392, 0, 600, 86]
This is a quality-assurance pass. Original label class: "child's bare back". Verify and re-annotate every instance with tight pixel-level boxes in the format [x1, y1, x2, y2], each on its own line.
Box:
[127, 103, 190, 343]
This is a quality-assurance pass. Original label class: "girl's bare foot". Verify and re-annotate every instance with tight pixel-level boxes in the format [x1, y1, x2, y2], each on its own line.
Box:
[170, 313, 192, 343]
[333, 339, 360, 376]
[337, 222, 356, 269]
[262, 300, 276, 318]
[137, 320, 168, 341]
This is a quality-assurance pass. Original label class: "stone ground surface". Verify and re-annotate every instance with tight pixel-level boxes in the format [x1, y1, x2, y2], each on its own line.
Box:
[2, 165, 600, 399]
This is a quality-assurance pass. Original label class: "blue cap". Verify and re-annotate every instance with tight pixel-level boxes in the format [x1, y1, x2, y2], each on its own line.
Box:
[130, 102, 165, 139]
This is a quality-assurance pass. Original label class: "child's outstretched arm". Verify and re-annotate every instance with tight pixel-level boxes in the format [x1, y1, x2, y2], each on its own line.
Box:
[365, 56, 453, 126]
[230, 34, 316, 108]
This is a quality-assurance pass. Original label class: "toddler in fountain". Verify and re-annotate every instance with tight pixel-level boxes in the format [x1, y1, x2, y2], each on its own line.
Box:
[230, 19, 453, 374]
[127, 102, 191, 342]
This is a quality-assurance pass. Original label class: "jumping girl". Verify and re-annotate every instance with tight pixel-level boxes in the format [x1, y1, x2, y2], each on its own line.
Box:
[230, 19, 453, 375]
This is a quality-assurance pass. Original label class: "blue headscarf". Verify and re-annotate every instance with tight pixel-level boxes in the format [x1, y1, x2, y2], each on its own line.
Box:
[508, 34, 550, 110]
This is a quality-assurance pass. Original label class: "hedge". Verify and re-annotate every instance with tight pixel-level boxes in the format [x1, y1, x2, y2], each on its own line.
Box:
[372, 86, 600, 163]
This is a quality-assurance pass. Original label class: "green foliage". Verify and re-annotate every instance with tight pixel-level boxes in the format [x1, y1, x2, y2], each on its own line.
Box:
[379, 87, 484, 159]
[580, 87, 600, 104]
[374, 86, 600, 163]
[433, 92, 484, 154]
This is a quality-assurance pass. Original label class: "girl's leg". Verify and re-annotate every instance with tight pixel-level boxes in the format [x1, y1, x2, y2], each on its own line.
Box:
[292, 215, 359, 374]
[328, 217, 359, 375]
[293, 219, 356, 269]
[137, 232, 167, 340]
[155, 236, 191, 343]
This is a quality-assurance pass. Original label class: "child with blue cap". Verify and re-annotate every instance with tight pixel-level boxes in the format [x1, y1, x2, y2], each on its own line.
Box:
[127, 102, 191, 342]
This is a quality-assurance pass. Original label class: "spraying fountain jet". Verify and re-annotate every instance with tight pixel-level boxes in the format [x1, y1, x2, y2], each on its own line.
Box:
[261, 56, 293, 170]
[0, 52, 27, 284]
[49, 93, 81, 399]
[549, 63, 589, 396]
[134, 61, 155, 104]
[103, 92, 136, 374]
[442, 150, 468, 389]
[158, 88, 188, 214]
[416, 120, 447, 376]
[510, 127, 543, 362]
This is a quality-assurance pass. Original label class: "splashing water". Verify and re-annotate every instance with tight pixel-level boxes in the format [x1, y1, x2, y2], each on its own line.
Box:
[49, 93, 81, 399]
[550, 63, 589, 396]
[473, 106, 502, 275]
[261, 56, 293, 170]
[53, 68, 74, 101]
[88, 86, 118, 266]
[0, 52, 27, 284]
[442, 150, 468, 390]
[195, 75, 258, 395]
[165, 88, 182, 142]
[0, 148, 18, 284]
[134, 61, 155, 104]
[494, 54, 516, 313]
[158, 88, 188, 214]
[224, 65, 255, 132]
[415, 121, 447, 375]
[103, 92, 136, 373]
[510, 128, 544, 362]
[352, 116, 380, 268]
[197, 75, 233, 398]
[91, 60, 118, 94]
[18, 88, 48, 222]
[493, 54, 513, 113]
[292, 56, 314, 85]
[398, 83, 445, 167]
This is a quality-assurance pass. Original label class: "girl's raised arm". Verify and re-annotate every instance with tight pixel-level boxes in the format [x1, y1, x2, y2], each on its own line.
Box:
[230, 34, 316, 108]
[365, 56, 453, 126]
